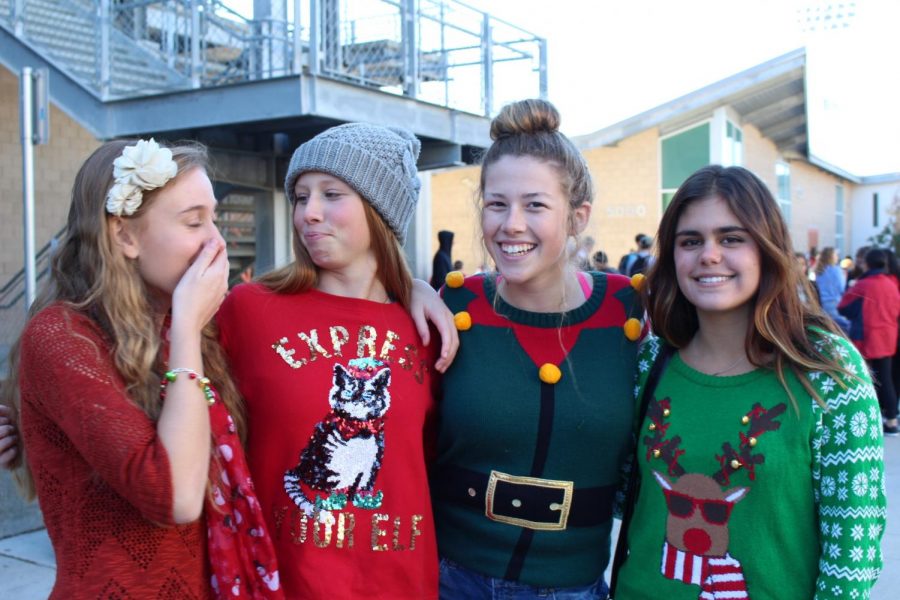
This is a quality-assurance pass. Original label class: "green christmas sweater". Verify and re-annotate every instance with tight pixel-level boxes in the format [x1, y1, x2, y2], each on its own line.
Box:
[616, 333, 885, 600]
[432, 271, 641, 588]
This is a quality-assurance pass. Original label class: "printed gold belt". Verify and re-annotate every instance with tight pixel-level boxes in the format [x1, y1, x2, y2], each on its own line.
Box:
[433, 464, 616, 531]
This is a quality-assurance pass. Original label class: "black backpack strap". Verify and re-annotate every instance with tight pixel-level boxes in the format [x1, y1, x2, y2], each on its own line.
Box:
[609, 342, 674, 597]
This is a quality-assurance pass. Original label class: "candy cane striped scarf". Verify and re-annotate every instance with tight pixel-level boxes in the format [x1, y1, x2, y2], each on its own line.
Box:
[660, 541, 749, 599]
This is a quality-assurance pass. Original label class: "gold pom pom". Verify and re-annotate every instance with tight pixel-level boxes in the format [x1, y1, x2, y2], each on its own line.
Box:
[539, 363, 562, 384]
[630, 273, 646, 291]
[624, 318, 642, 341]
[445, 271, 465, 288]
[454, 311, 472, 331]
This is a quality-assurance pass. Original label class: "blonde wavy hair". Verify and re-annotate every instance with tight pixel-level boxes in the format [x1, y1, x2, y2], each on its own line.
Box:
[2, 139, 245, 499]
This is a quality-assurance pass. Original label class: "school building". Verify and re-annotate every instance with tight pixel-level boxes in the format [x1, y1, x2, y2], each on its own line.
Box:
[425, 48, 900, 273]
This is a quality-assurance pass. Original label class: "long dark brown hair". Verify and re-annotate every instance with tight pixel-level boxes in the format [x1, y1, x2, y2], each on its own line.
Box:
[643, 165, 848, 405]
[1, 139, 245, 499]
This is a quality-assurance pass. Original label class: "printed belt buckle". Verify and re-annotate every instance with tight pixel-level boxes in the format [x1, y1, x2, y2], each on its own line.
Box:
[484, 470, 574, 531]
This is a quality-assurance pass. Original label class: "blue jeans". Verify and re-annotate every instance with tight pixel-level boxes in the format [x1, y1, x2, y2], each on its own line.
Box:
[439, 558, 609, 600]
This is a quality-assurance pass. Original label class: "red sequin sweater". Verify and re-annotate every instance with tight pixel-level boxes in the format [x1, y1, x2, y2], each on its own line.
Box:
[218, 283, 439, 600]
[18, 304, 208, 599]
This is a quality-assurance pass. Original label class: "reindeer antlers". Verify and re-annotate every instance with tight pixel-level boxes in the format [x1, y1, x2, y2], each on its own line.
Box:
[713, 402, 787, 486]
[643, 398, 686, 477]
[643, 399, 788, 484]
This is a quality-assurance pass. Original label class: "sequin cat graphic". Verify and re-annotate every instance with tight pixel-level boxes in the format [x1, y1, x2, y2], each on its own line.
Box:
[284, 357, 391, 523]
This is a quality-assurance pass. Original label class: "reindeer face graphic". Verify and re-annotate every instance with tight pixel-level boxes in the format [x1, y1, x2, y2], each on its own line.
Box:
[653, 471, 747, 557]
[642, 397, 787, 599]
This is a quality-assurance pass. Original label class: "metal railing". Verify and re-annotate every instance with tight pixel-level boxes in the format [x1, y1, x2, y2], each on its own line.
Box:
[1, 0, 547, 116]
[0, 227, 63, 377]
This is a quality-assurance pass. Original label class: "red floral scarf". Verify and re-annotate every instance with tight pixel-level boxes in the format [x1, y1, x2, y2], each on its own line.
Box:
[207, 394, 284, 599]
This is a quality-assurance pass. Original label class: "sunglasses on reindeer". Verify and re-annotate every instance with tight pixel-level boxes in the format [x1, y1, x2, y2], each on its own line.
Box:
[662, 489, 734, 525]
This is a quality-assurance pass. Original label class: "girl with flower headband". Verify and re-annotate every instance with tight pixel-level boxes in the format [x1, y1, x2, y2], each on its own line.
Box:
[432, 98, 642, 598]
[216, 123, 456, 598]
[1, 139, 283, 599]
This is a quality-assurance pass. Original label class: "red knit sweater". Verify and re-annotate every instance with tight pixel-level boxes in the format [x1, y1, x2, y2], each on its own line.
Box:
[218, 283, 439, 600]
[18, 304, 208, 599]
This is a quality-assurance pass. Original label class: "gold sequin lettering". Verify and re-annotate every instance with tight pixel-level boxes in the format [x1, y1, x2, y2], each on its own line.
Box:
[312, 514, 333, 548]
[379, 330, 399, 362]
[371, 513, 389, 551]
[410, 514, 423, 551]
[290, 509, 308, 544]
[330, 326, 350, 357]
[337, 512, 355, 549]
[298, 329, 332, 362]
[271, 506, 288, 541]
[400, 344, 417, 371]
[392, 516, 405, 551]
[272, 337, 307, 369]
[358, 326, 378, 359]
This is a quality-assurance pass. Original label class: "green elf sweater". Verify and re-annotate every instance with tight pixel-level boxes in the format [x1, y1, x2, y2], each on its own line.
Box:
[616, 333, 885, 600]
[432, 271, 641, 587]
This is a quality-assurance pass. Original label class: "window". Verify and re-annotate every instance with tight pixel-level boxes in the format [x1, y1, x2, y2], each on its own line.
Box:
[874, 193, 880, 228]
[835, 185, 844, 256]
[724, 121, 744, 167]
[775, 162, 791, 224]
[661, 122, 710, 210]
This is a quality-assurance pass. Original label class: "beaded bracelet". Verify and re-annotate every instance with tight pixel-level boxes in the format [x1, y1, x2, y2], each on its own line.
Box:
[159, 367, 216, 406]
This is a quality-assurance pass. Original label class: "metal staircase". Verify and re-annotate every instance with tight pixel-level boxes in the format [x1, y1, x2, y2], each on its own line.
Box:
[0, 0, 189, 97]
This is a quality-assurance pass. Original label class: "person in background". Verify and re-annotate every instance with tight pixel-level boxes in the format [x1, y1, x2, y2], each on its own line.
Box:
[794, 251, 812, 304]
[814, 246, 850, 332]
[0, 139, 281, 599]
[627, 234, 655, 276]
[575, 235, 596, 270]
[431, 230, 455, 289]
[591, 250, 619, 274]
[840, 247, 900, 436]
[845, 246, 870, 289]
[614, 165, 884, 600]
[618, 233, 648, 274]
[433, 98, 641, 599]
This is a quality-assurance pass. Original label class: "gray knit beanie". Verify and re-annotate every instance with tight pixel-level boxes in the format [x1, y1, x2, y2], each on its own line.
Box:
[284, 123, 422, 244]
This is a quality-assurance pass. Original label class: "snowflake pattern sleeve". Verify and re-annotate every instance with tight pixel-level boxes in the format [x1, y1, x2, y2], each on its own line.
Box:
[810, 333, 885, 600]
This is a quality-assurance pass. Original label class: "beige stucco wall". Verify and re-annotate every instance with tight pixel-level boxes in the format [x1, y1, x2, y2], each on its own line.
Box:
[429, 165, 484, 275]
[582, 128, 660, 266]
[742, 123, 780, 194]
[790, 160, 855, 256]
[0, 66, 100, 284]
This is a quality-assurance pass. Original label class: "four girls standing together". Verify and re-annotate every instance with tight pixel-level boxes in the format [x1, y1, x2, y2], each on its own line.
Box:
[0, 97, 887, 599]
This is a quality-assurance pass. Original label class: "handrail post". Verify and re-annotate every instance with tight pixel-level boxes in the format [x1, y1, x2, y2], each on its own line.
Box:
[190, 0, 201, 88]
[99, 0, 111, 99]
[292, 0, 302, 74]
[481, 13, 493, 117]
[538, 37, 548, 100]
[13, 0, 25, 36]
[401, 0, 418, 98]
[309, 0, 320, 75]
[20, 67, 36, 309]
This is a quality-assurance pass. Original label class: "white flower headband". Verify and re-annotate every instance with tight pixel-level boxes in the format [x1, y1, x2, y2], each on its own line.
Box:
[105, 139, 178, 217]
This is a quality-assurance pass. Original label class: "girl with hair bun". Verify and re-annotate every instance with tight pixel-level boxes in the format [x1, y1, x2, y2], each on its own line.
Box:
[432, 99, 642, 598]
[1, 139, 282, 599]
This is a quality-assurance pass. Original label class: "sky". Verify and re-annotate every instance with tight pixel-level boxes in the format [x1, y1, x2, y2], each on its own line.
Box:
[227, 0, 899, 176]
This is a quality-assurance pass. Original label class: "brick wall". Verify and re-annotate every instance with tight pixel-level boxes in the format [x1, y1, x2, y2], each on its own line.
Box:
[0, 66, 100, 285]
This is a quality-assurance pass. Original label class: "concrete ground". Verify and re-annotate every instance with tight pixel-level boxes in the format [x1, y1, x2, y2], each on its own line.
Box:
[2, 437, 900, 598]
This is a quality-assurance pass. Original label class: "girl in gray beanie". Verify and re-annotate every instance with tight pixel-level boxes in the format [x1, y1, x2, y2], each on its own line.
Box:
[215, 122, 457, 599]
